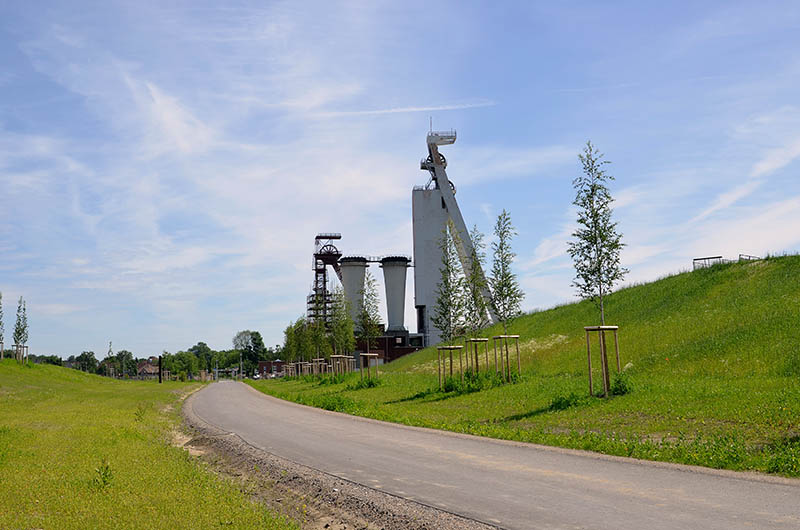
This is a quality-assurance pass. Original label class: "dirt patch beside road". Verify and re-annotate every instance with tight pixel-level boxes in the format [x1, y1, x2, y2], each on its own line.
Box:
[181, 391, 496, 530]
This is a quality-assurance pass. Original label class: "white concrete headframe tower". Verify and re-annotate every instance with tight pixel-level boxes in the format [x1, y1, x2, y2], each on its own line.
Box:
[412, 130, 496, 346]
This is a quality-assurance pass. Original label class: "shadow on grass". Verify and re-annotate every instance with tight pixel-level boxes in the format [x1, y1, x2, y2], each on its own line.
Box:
[500, 405, 553, 422]
[499, 392, 595, 422]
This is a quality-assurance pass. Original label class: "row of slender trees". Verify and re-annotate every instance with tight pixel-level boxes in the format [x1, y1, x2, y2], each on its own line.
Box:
[432, 211, 525, 345]
[0, 293, 29, 361]
[282, 283, 382, 363]
[432, 141, 628, 346]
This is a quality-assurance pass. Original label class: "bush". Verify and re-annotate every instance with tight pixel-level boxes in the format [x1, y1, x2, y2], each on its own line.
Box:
[318, 374, 348, 386]
[611, 371, 633, 396]
[91, 459, 113, 489]
[346, 377, 380, 390]
[441, 369, 508, 395]
[549, 392, 585, 411]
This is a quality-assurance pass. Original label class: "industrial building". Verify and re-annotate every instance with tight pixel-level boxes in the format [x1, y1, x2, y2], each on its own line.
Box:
[305, 129, 493, 361]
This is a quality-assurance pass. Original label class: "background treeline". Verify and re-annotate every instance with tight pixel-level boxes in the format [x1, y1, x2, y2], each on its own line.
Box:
[281, 287, 361, 363]
[52, 330, 282, 380]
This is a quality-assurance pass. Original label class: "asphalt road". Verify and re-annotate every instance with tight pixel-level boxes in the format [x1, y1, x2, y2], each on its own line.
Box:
[189, 381, 800, 529]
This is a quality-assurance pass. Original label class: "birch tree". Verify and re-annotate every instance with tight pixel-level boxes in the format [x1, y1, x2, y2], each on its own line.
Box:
[464, 224, 490, 336]
[432, 219, 466, 344]
[356, 270, 383, 353]
[329, 287, 355, 356]
[567, 141, 627, 325]
[490, 210, 524, 333]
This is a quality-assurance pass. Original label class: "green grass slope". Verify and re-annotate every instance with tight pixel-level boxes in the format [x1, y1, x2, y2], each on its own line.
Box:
[0, 361, 295, 530]
[252, 255, 800, 476]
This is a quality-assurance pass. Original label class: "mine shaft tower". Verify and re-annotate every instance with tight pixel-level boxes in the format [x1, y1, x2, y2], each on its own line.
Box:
[413, 130, 496, 346]
[307, 233, 342, 326]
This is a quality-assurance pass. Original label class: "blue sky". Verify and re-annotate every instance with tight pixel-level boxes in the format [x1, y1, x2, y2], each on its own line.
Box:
[2, 1, 800, 357]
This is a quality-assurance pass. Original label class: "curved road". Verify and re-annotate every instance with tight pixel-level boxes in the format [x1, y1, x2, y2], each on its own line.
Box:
[189, 381, 800, 529]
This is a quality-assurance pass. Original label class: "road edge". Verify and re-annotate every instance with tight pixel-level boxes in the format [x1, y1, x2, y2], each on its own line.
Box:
[241, 381, 800, 488]
[183, 383, 501, 530]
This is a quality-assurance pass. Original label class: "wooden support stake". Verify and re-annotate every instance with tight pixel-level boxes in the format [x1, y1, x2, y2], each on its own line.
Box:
[614, 329, 621, 372]
[437, 348, 442, 390]
[459, 347, 463, 383]
[600, 331, 609, 398]
[585, 330, 592, 396]
[516, 338, 521, 376]
[504, 337, 510, 383]
[494, 339, 498, 375]
[449, 350, 453, 378]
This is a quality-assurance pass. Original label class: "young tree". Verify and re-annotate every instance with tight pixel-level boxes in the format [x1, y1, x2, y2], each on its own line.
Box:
[13, 296, 28, 361]
[308, 314, 330, 360]
[21, 299, 28, 346]
[490, 210, 524, 333]
[294, 317, 314, 362]
[432, 219, 466, 345]
[329, 287, 355, 356]
[567, 141, 628, 325]
[464, 224, 491, 337]
[357, 270, 383, 353]
[283, 321, 296, 361]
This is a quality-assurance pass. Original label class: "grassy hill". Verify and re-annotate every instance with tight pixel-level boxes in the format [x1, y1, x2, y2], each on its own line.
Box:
[251, 255, 800, 476]
[0, 361, 295, 529]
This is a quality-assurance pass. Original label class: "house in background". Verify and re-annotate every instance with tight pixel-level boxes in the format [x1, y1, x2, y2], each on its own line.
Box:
[137, 359, 159, 380]
[257, 359, 285, 378]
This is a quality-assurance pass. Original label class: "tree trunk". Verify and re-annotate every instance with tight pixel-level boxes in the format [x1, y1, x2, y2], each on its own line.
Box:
[599, 285, 605, 326]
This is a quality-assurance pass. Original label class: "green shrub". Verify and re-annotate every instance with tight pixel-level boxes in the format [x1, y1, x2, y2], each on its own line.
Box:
[91, 459, 113, 489]
[346, 377, 380, 390]
[318, 374, 347, 386]
[610, 371, 633, 396]
[549, 392, 585, 411]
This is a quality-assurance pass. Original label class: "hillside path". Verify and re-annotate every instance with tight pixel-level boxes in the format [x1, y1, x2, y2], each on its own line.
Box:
[188, 381, 800, 529]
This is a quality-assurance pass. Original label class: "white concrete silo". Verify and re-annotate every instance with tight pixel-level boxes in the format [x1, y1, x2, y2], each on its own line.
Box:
[339, 256, 368, 328]
[380, 256, 411, 332]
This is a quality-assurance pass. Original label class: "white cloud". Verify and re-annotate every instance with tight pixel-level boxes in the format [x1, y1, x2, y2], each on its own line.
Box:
[316, 100, 496, 118]
[137, 81, 216, 157]
[454, 145, 575, 185]
[750, 138, 800, 178]
[690, 178, 763, 223]
[524, 221, 574, 269]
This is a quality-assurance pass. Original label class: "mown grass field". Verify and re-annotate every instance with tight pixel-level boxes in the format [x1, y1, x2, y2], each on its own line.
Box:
[0, 361, 295, 530]
[251, 255, 800, 476]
